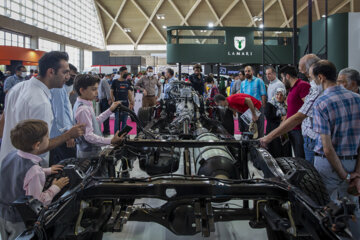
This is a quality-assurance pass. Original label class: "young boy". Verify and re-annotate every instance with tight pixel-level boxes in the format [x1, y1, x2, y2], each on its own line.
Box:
[0, 120, 69, 240]
[73, 74, 126, 158]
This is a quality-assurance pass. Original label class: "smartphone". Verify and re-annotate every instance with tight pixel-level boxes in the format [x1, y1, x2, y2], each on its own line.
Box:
[118, 125, 133, 137]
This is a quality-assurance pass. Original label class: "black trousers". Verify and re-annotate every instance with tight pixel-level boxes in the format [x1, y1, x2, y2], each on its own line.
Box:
[288, 129, 305, 158]
[100, 98, 110, 134]
[49, 142, 77, 166]
[238, 107, 265, 138]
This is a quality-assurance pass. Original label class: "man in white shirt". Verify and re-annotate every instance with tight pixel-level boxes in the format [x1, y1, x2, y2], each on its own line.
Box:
[0, 51, 84, 166]
[266, 66, 285, 101]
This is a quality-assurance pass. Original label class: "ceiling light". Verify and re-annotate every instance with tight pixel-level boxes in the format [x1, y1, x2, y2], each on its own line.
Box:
[162, 25, 166, 29]
[253, 16, 262, 22]
[124, 28, 131, 32]
[208, 22, 214, 28]
[156, 14, 165, 20]
[259, 24, 264, 29]
[322, 14, 326, 18]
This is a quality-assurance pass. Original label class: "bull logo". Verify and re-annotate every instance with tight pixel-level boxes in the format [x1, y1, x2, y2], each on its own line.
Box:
[234, 36, 246, 51]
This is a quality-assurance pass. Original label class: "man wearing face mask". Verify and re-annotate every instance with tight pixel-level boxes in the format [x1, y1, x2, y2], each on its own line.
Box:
[260, 54, 320, 163]
[4, 65, 27, 93]
[135, 66, 161, 107]
[189, 64, 205, 96]
[312, 60, 360, 238]
[111, 72, 135, 132]
[337, 68, 360, 94]
[49, 63, 79, 164]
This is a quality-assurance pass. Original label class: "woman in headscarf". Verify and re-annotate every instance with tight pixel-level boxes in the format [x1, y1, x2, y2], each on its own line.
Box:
[264, 88, 291, 158]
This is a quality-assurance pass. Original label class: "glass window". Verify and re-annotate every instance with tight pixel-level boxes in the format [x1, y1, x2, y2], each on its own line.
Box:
[39, 38, 60, 52]
[65, 45, 80, 70]
[0, 0, 105, 48]
[84, 50, 92, 70]
[25, 37, 30, 48]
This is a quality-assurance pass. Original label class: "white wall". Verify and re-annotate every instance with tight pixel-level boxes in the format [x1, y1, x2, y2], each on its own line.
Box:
[348, 13, 360, 72]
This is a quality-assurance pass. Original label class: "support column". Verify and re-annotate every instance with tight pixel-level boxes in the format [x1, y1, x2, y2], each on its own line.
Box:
[60, 44, 65, 52]
[79, 49, 84, 72]
[308, 0, 312, 53]
[30, 36, 38, 50]
[324, 0, 328, 59]
[293, 0, 297, 66]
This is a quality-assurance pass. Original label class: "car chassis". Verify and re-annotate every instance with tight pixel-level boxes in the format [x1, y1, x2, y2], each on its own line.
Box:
[15, 81, 356, 240]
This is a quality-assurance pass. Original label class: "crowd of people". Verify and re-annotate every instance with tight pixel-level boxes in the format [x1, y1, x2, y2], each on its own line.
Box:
[0, 50, 360, 239]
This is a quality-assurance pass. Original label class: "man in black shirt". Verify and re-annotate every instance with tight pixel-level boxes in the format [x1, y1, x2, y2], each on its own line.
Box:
[111, 73, 134, 132]
[189, 64, 206, 96]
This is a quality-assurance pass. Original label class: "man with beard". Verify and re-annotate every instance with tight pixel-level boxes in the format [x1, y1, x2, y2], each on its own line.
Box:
[262, 65, 310, 158]
[260, 54, 319, 163]
[189, 64, 205, 96]
[240, 66, 266, 137]
[0, 51, 84, 166]
[49, 63, 79, 164]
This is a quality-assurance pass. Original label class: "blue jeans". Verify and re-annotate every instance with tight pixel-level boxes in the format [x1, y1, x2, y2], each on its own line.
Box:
[288, 129, 305, 158]
[303, 136, 316, 164]
[115, 111, 128, 133]
[314, 156, 360, 239]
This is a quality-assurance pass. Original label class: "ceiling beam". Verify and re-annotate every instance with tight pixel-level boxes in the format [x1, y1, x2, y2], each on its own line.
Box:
[350, 0, 354, 12]
[181, 0, 202, 25]
[278, 0, 290, 27]
[202, 0, 239, 44]
[168, 0, 199, 43]
[314, 0, 321, 20]
[242, 0, 256, 27]
[134, 0, 164, 46]
[131, 0, 167, 44]
[329, 0, 351, 15]
[95, 1, 135, 45]
[280, 0, 308, 27]
[105, 0, 127, 40]
[93, 1, 106, 47]
[247, 0, 277, 27]
[205, 0, 223, 26]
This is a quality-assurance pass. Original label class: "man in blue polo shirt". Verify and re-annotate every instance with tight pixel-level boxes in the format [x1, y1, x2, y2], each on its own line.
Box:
[240, 65, 267, 137]
[4, 65, 27, 93]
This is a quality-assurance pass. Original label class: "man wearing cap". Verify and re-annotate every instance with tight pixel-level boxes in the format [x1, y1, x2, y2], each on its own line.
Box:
[189, 64, 206, 96]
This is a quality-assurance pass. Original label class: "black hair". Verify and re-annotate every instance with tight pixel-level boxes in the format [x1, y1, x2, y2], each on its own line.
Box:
[147, 66, 153, 71]
[69, 63, 78, 73]
[30, 69, 34, 73]
[205, 76, 214, 83]
[38, 51, 69, 77]
[312, 60, 337, 82]
[266, 66, 276, 73]
[166, 68, 174, 76]
[15, 65, 25, 72]
[214, 94, 226, 103]
[119, 66, 127, 73]
[239, 70, 245, 76]
[73, 74, 100, 96]
[122, 73, 131, 79]
[279, 65, 297, 78]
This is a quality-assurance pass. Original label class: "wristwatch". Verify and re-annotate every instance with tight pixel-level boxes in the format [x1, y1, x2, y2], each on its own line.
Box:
[346, 173, 351, 182]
